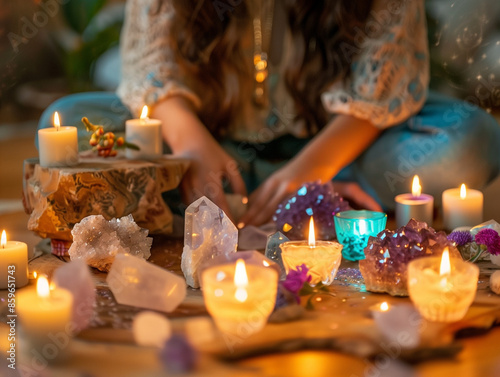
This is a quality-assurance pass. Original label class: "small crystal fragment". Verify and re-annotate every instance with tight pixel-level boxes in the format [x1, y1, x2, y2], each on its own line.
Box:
[181, 196, 238, 288]
[490, 270, 500, 294]
[53, 260, 96, 333]
[159, 334, 197, 373]
[265, 232, 289, 279]
[133, 311, 172, 347]
[107, 254, 186, 312]
[372, 304, 421, 348]
[68, 214, 152, 272]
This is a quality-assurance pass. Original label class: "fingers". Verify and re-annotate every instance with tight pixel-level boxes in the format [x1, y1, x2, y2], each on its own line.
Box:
[225, 160, 247, 197]
[240, 179, 286, 227]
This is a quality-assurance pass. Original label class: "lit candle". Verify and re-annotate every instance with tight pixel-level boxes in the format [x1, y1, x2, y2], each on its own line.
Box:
[38, 112, 79, 167]
[334, 210, 387, 261]
[395, 175, 434, 227]
[201, 259, 278, 336]
[442, 184, 483, 230]
[408, 248, 479, 322]
[17, 276, 74, 359]
[126, 105, 163, 160]
[0, 230, 28, 289]
[280, 217, 343, 285]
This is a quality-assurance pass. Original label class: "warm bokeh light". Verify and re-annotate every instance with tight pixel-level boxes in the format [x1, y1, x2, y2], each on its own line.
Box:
[358, 220, 367, 235]
[412, 175, 421, 197]
[460, 184, 467, 199]
[53, 111, 60, 130]
[1, 230, 6, 248]
[37, 276, 50, 298]
[33, 271, 38, 279]
[380, 302, 389, 312]
[308, 217, 316, 247]
[140, 105, 149, 119]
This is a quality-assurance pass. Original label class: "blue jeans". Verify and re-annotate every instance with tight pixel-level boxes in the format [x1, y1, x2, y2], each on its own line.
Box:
[38, 91, 500, 210]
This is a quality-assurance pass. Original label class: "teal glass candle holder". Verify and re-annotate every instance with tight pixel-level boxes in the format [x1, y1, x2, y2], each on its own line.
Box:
[334, 210, 387, 261]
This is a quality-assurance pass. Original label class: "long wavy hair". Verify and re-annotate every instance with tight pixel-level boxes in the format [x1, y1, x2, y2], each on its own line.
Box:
[169, 0, 373, 138]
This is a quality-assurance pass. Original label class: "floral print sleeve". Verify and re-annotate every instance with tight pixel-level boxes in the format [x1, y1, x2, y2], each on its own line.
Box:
[321, 0, 429, 129]
[116, 0, 201, 117]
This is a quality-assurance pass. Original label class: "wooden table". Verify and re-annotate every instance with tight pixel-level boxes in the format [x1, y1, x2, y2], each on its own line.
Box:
[1, 234, 500, 377]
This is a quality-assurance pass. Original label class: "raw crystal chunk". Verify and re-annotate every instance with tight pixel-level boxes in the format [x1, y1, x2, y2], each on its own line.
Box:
[68, 214, 152, 272]
[53, 260, 96, 333]
[133, 311, 172, 347]
[273, 181, 350, 240]
[181, 196, 237, 288]
[359, 219, 460, 296]
[197, 250, 280, 287]
[107, 254, 186, 312]
[265, 232, 289, 279]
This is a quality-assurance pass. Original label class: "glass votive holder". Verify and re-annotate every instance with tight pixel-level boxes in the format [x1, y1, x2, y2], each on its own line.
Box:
[279, 241, 343, 285]
[408, 256, 479, 322]
[334, 210, 387, 261]
[201, 261, 278, 337]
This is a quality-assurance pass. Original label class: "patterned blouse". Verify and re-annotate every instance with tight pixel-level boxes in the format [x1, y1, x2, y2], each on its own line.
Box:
[117, 0, 429, 141]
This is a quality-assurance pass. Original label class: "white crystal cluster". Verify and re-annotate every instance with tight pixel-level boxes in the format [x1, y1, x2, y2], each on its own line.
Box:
[69, 214, 152, 272]
[181, 197, 238, 288]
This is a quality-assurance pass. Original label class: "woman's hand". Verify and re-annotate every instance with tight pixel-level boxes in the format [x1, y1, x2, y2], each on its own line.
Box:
[240, 114, 382, 227]
[151, 96, 246, 220]
[179, 138, 247, 220]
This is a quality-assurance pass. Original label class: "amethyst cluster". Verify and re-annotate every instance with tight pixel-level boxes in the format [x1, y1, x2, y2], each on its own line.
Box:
[359, 219, 460, 296]
[273, 181, 350, 240]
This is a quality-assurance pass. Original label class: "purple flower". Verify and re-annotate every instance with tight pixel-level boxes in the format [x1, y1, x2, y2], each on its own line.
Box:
[475, 228, 500, 256]
[282, 264, 311, 297]
[447, 231, 473, 246]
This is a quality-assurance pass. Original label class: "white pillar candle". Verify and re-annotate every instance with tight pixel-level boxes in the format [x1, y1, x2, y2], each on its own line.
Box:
[395, 175, 433, 227]
[17, 276, 74, 361]
[126, 105, 162, 160]
[38, 112, 79, 167]
[442, 184, 483, 230]
[0, 230, 28, 289]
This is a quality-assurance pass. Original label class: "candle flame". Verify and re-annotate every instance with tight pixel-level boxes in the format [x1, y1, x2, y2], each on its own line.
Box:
[380, 302, 389, 312]
[460, 184, 467, 199]
[412, 175, 421, 197]
[234, 259, 248, 303]
[440, 248, 451, 276]
[140, 105, 149, 120]
[308, 217, 316, 247]
[1, 230, 6, 248]
[53, 112, 60, 130]
[37, 276, 50, 298]
[263, 260, 270, 267]
[234, 259, 248, 287]
[33, 271, 37, 279]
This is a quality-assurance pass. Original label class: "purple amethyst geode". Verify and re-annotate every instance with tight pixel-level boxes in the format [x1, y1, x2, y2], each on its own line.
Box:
[359, 219, 460, 296]
[273, 181, 350, 240]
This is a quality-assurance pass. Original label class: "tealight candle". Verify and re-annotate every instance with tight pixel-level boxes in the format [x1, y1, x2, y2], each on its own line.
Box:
[408, 248, 479, 322]
[280, 217, 343, 285]
[395, 175, 434, 227]
[17, 276, 74, 360]
[334, 210, 387, 261]
[0, 230, 28, 289]
[442, 184, 483, 230]
[201, 259, 278, 336]
[38, 112, 79, 167]
[126, 105, 163, 160]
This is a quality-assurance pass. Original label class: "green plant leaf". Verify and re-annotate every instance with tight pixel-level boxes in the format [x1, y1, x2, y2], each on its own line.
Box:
[61, 0, 107, 34]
